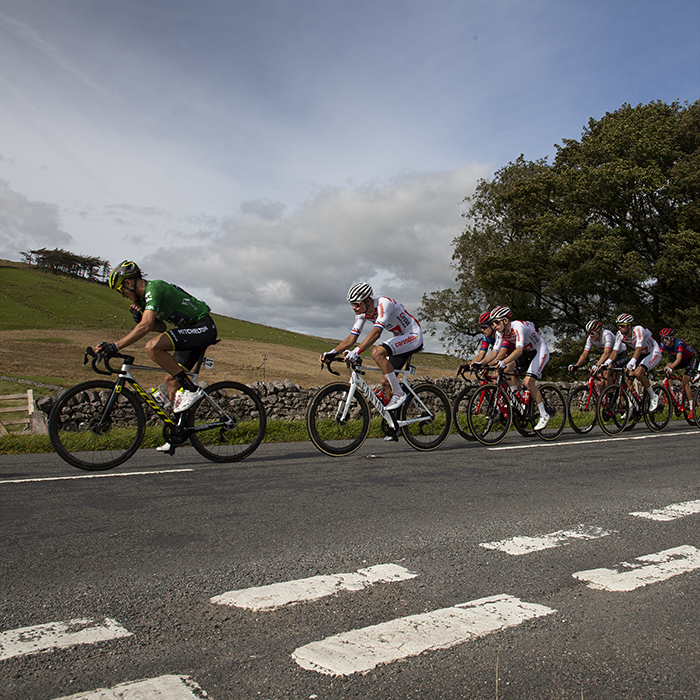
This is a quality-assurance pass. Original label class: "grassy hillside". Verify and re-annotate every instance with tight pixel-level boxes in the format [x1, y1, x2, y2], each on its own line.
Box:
[0, 260, 333, 352]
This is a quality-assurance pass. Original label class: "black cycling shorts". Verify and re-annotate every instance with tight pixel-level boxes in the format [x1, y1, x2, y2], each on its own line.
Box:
[382, 343, 424, 371]
[166, 316, 218, 370]
[681, 355, 698, 377]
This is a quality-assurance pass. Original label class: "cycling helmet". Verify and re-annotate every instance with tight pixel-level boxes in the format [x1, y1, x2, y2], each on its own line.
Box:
[660, 327, 674, 338]
[108, 260, 141, 291]
[490, 305, 512, 321]
[478, 311, 491, 326]
[347, 283, 373, 304]
[615, 313, 634, 325]
[586, 320, 602, 334]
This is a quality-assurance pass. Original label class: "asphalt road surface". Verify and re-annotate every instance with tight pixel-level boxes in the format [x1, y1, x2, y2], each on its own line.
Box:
[2, 424, 699, 699]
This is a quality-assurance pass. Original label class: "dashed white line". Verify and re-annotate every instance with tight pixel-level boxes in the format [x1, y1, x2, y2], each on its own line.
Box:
[629, 499, 700, 521]
[52, 674, 207, 700]
[211, 563, 416, 610]
[480, 525, 612, 555]
[0, 618, 132, 660]
[573, 545, 700, 591]
[488, 430, 698, 450]
[292, 593, 556, 676]
[0, 469, 194, 484]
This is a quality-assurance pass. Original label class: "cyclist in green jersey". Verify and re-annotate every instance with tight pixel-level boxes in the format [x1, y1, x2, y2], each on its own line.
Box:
[95, 260, 217, 414]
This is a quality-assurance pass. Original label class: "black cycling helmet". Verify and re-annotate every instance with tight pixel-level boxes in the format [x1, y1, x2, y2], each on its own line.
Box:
[108, 260, 141, 291]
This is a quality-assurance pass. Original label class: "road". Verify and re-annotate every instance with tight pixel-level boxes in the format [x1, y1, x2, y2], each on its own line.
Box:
[1, 424, 699, 699]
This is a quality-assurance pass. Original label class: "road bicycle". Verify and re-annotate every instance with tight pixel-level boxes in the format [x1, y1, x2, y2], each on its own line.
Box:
[658, 371, 697, 426]
[596, 367, 671, 436]
[453, 364, 524, 441]
[567, 367, 608, 435]
[306, 355, 452, 456]
[48, 345, 266, 470]
[466, 368, 566, 446]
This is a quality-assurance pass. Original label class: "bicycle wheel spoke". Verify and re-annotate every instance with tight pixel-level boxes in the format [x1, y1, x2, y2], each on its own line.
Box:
[568, 385, 598, 434]
[400, 383, 452, 451]
[537, 384, 566, 441]
[644, 385, 671, 432]
[467, 384, 511, 445]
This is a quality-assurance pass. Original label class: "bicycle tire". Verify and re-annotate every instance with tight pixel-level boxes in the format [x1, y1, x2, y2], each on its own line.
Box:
[512, 403, 537, 438]
[567, 385, 598, 434]
[188, 381, 267, 462]
[644, 385, 671, 432]
[597, 385, 629, 436]
[48, 380, 145, 471]
[306, 382, 370, 456]
[695, 385, 700, 429]
[536, 384, 567, 441]
[467, 384, 512, 446]
[673, 378, 697, 426]
[400, 383, 452, 451]
[453, 386, 477, 441]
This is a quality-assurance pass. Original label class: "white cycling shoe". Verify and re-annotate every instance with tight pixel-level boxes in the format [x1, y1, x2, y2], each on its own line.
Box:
[385, 393, 408, 412]
[156, 438, 190, 453]
[173, 388, 205, 413]
[648, 394, 659, 412]
[534, 413, 550, 431]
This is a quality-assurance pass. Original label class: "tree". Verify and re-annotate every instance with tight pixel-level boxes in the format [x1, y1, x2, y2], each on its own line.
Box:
[420, 100, 700, 358]
[20, 248, 111, 283]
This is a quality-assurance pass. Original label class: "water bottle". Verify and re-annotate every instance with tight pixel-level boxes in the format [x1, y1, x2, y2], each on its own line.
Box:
[150, 387, 171, 409]
[522, 390, 531, 405]
[375, 389, 389, 406]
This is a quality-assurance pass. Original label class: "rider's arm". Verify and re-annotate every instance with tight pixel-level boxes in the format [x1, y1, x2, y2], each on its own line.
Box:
[666, 351, 682, 371]
[357, 326, 382, 354]
[112, 310, 163, 350]
[573, 349, 590, 368]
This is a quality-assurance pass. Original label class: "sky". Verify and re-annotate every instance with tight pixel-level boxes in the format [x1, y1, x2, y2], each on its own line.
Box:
[1, 0, 699, 350]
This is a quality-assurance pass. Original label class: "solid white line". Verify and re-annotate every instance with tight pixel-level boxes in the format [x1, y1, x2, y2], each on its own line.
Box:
[629, 499, 700, 521]
[0, 469, 194, 484]
[480, 525, 612, 556]
[488, 430, 697, 451]
[573, 545, 700, 592]
[211, 563, 417, 611]
[52, 675, 207, 700]
[292, 594, 556, 676]
[0, 618, 132, 660]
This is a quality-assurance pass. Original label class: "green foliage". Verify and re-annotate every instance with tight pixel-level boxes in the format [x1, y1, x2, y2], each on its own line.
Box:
[421, 100, 700, 358]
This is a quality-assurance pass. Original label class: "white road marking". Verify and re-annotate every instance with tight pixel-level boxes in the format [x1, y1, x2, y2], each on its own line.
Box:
[211, 563, 416, 611]
[52, 674, 208, 699]
[629, 499, 700, 521]
[573, 545, 700, 591]
[488, 430, 697, 450]
[0, 469, 194, 484]
[292, 594, 556, 676]
[0, 618, 132, 660]
[480, 525, 612, 555]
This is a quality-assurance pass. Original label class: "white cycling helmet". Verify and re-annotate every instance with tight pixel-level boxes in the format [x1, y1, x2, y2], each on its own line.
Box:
[615, 313, 634, 325]
[586, 320, 602, 334]
[490, 305, 512, 321]
[347, 283, 373, 304]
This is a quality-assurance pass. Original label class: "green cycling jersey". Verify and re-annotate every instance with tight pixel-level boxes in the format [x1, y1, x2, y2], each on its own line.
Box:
[139, 279, 211, 327]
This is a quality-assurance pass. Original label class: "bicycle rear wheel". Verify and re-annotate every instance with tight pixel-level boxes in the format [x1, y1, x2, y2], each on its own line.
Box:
[537, 384, 566, 441]
[400, 383, 452, 451]
[467, 384, 512, 446]
[306, 382, 370, 456]
[188, 381, 267, 462]
[453, 386, 476, 441]
[644, 385, 671, 432]
[597, 385, 629, 436]
[567, 385, 598, 434]
[48, 380, 145, 470]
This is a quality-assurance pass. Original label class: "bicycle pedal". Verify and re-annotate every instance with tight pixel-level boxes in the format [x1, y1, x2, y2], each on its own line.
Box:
[383, 433, 399, 442]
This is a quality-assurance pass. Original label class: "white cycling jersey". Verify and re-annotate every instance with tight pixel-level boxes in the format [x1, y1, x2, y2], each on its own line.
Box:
[613, 325, 661, 370]
[495, 320, 549, 379]
[351, 297, 422, 355]
[584, 329, 615, 353]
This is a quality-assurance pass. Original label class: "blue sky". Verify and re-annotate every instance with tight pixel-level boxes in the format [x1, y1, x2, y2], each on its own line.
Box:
[1, 0, 698, 348]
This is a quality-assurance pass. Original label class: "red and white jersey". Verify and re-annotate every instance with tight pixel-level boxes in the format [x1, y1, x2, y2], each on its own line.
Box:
[584, 328, 615, 353]
[613, 325, 658, 355]
[494, 326, 517, 354]
[351, 297, 421, 339]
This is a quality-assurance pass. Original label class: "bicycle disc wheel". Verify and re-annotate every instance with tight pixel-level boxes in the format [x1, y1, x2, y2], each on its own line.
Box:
[306, 382, 370, 456]
[644, 385, 671, 432]
[536, 384, 567, 441]
[48, 380, 145, 471]
[467, 384, 512, 446]
[567, 385, 598, 434]
[453, 386, 476, 441]
[400, 383, 452, 451]
[597, 385, 629, 436]
[188, 381, 267, 462]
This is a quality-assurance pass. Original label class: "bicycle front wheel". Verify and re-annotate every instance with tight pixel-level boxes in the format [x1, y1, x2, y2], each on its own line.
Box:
[567, 385, 598, 434]
[48, 380, 145, 471]
[537, 384, 567, 441]
[188, 381, 267, 462]
[400, 383, 452, 451]
[453, 386, 476, 441]
[306, 382, 370, 456]
[597, 385, 629, 436]
[644, 385, 671, 433]
[467, 384, 512, 446]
